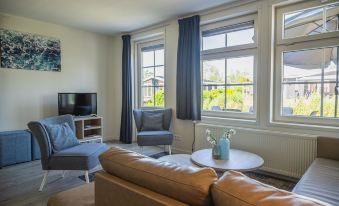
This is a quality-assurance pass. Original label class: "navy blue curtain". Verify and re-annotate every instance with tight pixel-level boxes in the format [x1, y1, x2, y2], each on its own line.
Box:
[120, 35, 132, 143]
[176, 15, 201, 120]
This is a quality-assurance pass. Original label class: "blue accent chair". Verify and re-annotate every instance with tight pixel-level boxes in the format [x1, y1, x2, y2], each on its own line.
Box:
[28, 115, 108, 191]
[31, 133, 41, 160]
[133, 109, 173, 154]
[0, 130, 32, 168]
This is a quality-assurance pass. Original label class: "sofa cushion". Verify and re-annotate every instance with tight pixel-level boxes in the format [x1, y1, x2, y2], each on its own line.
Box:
[45, 122, 79, 153]
[137, 131, 173, 146]
[141, 111, 163, 131]
[212, 170, 329, 206]
[95, 171, 189, 206]
[293, 158, 339, 206]
[49, 143, 108, 170]
[99, 147, 218, 206]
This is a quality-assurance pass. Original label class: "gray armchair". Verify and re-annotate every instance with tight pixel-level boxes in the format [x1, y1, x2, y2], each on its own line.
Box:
[27, 115, 108, 191]
[133, 109, 173, 154]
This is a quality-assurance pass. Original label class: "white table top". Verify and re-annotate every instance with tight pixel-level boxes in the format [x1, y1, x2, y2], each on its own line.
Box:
[191, 149, 264, 172]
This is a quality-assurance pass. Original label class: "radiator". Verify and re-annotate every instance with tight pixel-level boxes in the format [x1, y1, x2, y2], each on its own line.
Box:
[194, 123, 317, 178]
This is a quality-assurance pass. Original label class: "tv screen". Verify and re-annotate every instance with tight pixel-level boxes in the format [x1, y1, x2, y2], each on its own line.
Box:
[58, 93, 97, 116]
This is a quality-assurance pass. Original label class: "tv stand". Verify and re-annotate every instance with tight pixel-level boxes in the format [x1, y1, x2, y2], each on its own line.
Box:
[74, 116, 103, 143]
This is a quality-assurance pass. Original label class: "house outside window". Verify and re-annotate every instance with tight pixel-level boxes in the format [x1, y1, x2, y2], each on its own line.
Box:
[274, 1, 339, 126]
[137, 40, 165, 108]
[201, 14, 258, 120]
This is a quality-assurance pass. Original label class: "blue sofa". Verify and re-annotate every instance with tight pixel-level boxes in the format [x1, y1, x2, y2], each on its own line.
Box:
[0, 130, 41, 168]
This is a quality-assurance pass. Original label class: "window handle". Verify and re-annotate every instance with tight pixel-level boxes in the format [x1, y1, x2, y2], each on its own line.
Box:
[335, 86, 339, 95]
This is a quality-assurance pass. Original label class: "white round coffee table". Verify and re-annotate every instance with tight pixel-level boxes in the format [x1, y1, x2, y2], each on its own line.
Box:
[191, 149, 264, 172]
[158, 154, 199, 168]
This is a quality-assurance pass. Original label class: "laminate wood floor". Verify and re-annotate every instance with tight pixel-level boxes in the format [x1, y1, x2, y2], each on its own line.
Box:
[0, 141, 163, 206]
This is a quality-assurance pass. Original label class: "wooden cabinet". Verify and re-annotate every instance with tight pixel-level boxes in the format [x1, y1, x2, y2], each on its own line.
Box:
[74, 116, 103, 143]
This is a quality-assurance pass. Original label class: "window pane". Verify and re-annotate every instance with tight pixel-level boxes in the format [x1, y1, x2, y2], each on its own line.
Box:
[323, 83, 337, 117]
[282, 83, 321, 116]
[227, 56, 254, 84]
[155, 49, 164, 66]
[326, 3, 339, 33]
[202, 34, 225, 50]
[227, 28, 254, 47]
[324, 47, 338, 82]
[284, 7, 324, 38]
[283, 49, 322, 83]
[142, 51, 154, 67]
[226, 86, 253, 113]
[202, 86, 225, 111]
[154, 66, 164, 86]
[154, 87, 165, 107]
[142, 67, 154, 86]
[142, 86, 154, 107]
[203, 59, 225, 85]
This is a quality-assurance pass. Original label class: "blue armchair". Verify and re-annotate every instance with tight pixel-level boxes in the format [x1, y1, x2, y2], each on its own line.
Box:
[27, 115, 108, 191]
[133, 109, 173, 154]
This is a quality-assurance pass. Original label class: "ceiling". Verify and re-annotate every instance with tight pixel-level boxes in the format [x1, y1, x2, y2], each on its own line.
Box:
[0, 0, 236, 35]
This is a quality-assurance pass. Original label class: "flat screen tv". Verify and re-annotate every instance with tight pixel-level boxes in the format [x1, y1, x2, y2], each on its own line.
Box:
[58, 93, 97, 116]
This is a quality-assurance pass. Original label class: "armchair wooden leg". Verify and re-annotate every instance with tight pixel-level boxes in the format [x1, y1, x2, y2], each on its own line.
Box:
[61, 170, 66, 178]
[85, 171, 90, 184]
[39, 171, 49, 192]
[168, 145, 172, 155]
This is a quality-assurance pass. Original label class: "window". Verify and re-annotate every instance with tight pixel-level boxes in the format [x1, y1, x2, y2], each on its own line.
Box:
[138, 41, 165, 108]
[201, 15, 257, 119]
[283, 3, 339, 39]
[202, 21, 255, 50]
[274, 1, 339, 126]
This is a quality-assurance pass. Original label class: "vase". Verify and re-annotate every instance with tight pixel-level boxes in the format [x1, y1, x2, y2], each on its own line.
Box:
[212, 144, 221, 160]
[219, 136, 230, 160]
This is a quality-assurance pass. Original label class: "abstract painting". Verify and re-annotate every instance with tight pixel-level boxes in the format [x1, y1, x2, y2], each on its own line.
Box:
[0, 29, 61, 71]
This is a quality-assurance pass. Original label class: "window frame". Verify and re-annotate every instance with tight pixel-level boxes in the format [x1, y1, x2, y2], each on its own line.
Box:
[276, 0, 339, 45]
[201, 14, 258, 120]
[136, 38, 166, 109]
[273, 1, 339, 127]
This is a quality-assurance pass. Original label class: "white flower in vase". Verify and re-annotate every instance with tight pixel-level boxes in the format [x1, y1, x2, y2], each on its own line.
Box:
[206, 129, 217, 145]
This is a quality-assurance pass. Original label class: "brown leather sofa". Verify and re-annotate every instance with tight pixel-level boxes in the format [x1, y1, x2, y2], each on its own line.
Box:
[48, 137, 339, 206]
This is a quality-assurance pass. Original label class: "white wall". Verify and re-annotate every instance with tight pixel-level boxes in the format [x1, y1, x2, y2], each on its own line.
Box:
[0, 13, 115, 140]
[107, 0, 339, 154]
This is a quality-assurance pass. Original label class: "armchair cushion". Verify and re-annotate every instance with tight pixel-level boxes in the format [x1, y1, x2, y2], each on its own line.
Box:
[141, 112, 163, 131]
[137, 131, 173, 146]
[49, 143, 108, 170]
[45, 122, 80, 153]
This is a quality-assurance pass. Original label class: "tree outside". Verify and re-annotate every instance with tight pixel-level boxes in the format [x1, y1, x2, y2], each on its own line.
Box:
[144, 88, 165, 107]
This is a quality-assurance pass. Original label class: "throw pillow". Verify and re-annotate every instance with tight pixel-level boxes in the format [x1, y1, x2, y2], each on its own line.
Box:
[45, 122, 80, 153]
[141, 112, 164, 131]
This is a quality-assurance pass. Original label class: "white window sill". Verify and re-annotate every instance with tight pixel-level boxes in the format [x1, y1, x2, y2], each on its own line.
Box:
[201, 115, 258, 126]
[269, 120, 339, 133]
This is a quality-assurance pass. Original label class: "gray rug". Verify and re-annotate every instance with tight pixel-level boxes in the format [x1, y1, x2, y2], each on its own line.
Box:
[79, 152, 297, 191]
[244, 172, 296, 191]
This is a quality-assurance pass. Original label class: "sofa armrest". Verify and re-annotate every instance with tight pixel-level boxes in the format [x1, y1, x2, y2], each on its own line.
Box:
[317, 137, 339, 161]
